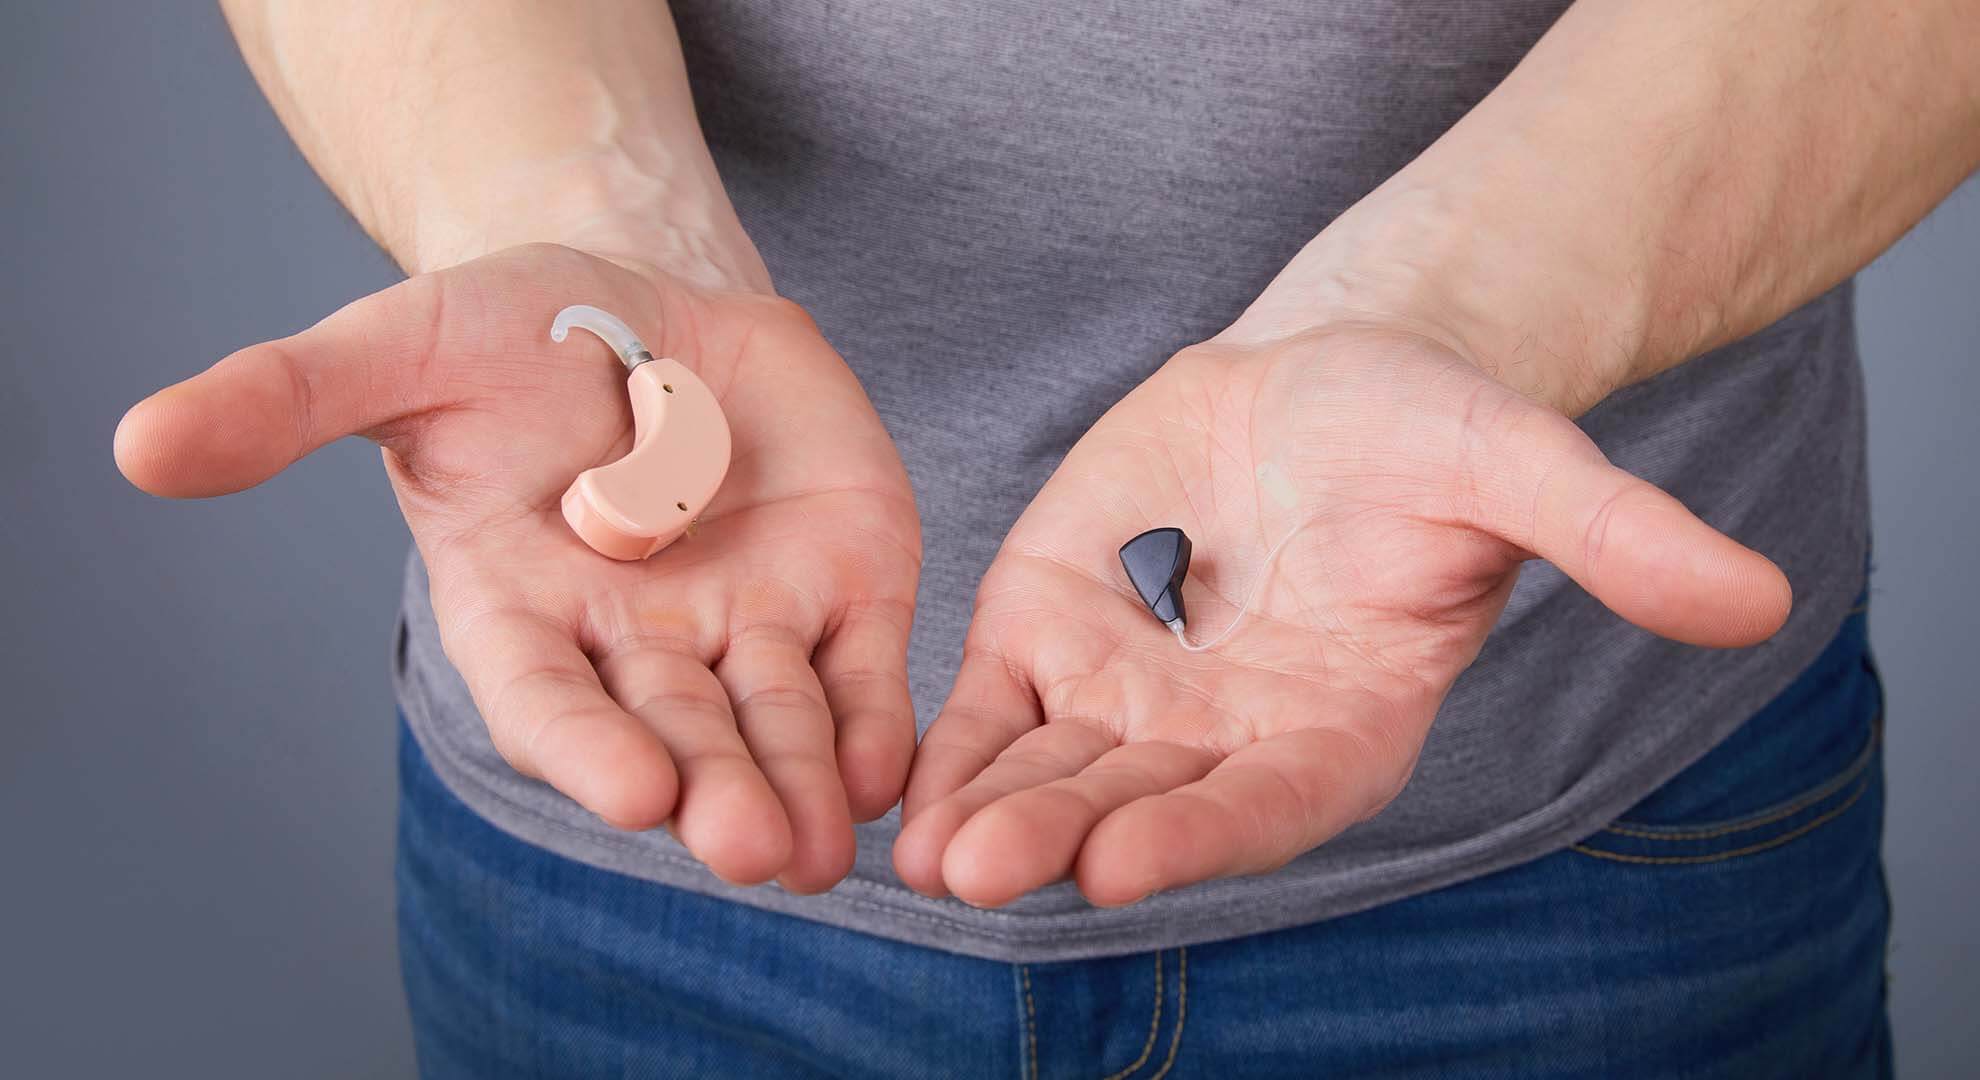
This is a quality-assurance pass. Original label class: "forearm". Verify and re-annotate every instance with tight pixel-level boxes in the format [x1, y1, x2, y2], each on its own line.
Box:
[220, 0, 768, 290]
[1234, 0, 1980, 414]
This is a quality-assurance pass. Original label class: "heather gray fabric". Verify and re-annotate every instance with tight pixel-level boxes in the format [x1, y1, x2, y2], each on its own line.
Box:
[394, 1, 1869, 962]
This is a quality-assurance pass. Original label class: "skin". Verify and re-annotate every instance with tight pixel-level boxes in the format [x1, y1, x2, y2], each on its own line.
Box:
[119, 2, 921, 893]
[895, 326, 1788, 906]
[119, 0, 1978, 903]
[898, 0, 1980, 905]
[116, 245, 919, 893]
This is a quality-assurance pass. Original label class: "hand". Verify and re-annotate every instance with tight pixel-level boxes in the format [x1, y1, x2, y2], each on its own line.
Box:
[894, 324, 1789, 907]
[117, 243, 920, 892]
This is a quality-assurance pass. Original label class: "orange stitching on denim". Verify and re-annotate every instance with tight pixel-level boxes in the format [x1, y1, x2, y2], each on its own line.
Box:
[1570, 776, 1869, 865]
[1599, 714, 1880, 841]
[1149, 947, 1188, 1079]
[1021, 965, 1038, 1080]
[1100, 952, 1163, 1080]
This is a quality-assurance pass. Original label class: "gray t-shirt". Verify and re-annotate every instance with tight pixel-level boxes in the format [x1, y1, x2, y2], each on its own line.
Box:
[394, 1, 1868, 962]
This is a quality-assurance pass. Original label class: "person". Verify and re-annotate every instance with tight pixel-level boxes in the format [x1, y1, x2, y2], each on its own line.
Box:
[114, 1, 1977, 1076]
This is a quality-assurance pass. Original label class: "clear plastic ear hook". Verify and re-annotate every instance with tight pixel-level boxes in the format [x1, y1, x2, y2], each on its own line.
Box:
[551, 304, 654, 371]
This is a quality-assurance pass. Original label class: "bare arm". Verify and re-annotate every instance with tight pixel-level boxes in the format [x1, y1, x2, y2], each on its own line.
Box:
[220, 0, 769, 288]
[1238, 0, 1980, 413]
[119, 3, 921, 889]
[897, 0, 1980, 906]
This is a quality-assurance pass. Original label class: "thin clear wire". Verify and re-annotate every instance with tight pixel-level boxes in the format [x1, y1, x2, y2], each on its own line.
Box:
[1171, 516, 1316, 653]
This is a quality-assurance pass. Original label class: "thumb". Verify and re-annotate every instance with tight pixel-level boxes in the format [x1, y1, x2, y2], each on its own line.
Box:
[1483, 419, 1793, 648]
[115, 274, 445, 498]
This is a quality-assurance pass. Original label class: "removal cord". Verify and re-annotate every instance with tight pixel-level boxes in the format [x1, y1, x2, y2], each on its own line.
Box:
[1171, 515, 1317, 653]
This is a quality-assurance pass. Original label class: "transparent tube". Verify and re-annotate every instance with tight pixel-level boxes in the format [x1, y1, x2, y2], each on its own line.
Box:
[1172, 516, 1317, 653]
[551, 304, 650, 370]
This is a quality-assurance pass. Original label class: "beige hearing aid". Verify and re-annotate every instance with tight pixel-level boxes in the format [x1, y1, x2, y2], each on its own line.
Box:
[550, 305, 731, 561]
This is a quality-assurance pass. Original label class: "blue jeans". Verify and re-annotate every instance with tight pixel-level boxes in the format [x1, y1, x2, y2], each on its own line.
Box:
[398, 607, 1890, 1079]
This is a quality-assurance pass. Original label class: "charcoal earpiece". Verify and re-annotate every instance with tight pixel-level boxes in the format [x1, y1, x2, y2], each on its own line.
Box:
[1119, 527, 1193, 631]
[1122, 514, 1323, 651]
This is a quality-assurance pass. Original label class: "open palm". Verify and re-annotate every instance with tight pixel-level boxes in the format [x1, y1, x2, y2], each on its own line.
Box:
[895, 327, 1789, 907]
[117, 244, 919, 892]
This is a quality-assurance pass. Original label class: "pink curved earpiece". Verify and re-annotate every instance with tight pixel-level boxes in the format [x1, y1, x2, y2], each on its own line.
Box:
[551, 306, 732, 560]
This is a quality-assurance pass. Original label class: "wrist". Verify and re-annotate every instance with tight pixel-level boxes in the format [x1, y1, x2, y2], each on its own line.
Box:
[1222, 171, 1668, 417]
[391, 145, 772, 295]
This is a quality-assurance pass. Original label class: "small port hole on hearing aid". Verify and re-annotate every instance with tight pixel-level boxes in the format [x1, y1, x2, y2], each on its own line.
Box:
[663, 384, 675, 393]
[676, 501, 689, 511]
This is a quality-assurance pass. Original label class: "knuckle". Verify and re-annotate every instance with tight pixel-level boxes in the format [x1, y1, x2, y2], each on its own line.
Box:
[732, 683, 827, 719]
[820, 664, 910, 704]
[1579, 482, 1633, 576]
[727, 617, 808, 653]
[623, 689, 725, 721]
[595, 629, 706, 666]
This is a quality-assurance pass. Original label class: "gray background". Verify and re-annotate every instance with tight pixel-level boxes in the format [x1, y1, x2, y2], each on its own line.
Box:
[2, 4, 1973, 1077]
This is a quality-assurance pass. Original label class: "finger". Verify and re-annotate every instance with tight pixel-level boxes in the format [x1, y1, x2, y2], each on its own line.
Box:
[445, 608, 679, 832]
[892, 722, 1115, 899]
[1076, 726, 1402, 906]
[813, 602, 917, 823]
[115, 273, 451, 498]
[901, 649, 1040, 822]
[594, 637, 793, 886]
[1487, 423, 1792, 647]
[714, 623, 855, 894]
[941, 742, 1219, 908]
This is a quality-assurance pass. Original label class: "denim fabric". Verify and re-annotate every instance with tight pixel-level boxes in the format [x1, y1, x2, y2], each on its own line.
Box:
[398, 606, 1889, 1078]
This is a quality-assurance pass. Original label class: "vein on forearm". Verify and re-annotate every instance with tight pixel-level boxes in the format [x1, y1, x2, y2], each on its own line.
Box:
[1247, 0, 1980, 413]
[219, 0, 769, 289]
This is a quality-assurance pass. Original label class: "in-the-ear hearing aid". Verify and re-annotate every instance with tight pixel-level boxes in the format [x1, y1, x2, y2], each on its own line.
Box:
[1119, 461, 1316, 652]
[1119, 527, 1193, 632]
[550, 305, 731, 561]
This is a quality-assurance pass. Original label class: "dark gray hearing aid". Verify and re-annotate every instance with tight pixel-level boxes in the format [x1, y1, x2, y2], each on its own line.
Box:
[1119, 527, 1192, 631]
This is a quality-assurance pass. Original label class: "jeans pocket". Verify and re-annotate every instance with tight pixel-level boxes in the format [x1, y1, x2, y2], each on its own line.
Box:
[1571, 605, 1883, 866]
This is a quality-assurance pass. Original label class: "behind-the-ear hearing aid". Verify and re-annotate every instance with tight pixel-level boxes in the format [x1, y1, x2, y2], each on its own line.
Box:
[550, 305, 731, 561]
